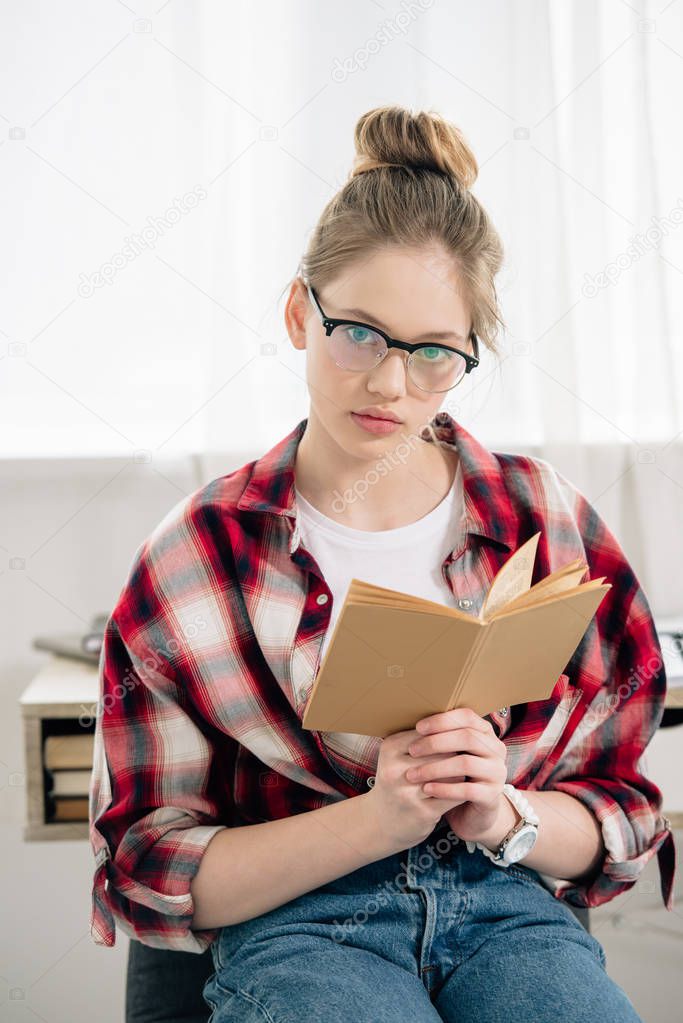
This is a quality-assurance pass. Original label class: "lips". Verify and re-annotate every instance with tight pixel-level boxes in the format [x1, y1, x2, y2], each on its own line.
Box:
[350, 411, 404, 434]
[353, 410, 403, 423]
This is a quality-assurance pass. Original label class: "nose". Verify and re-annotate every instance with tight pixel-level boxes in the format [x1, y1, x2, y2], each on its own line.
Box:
[366, 348, 409, 398]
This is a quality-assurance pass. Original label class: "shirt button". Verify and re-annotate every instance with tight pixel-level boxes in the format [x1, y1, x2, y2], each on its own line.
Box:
[316, 593, 329, 605]
[367, 775, 376, 788]
[457, 598, 472, 609]
[499, 706, 509, 716]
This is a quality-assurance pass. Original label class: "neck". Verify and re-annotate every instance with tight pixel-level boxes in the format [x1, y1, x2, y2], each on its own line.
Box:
[294, 411, 459, 531]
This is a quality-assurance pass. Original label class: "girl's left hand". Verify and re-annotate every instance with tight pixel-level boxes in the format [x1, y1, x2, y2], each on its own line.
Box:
[405, 706, 508, 842]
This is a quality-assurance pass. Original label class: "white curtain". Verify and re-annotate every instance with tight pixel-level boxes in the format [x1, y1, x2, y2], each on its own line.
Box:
[199, 0, 683, 614]
[2, 0, 682, 609]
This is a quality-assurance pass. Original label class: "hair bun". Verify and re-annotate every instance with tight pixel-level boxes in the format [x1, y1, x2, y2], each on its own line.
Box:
[350, 106, 478, 190]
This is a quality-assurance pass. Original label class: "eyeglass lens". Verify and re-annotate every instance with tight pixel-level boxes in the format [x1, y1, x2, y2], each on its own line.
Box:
[328, 323, 467, 391]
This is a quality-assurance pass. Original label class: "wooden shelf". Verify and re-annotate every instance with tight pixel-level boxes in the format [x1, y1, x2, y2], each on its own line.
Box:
[20, 656, 98, 842]
[24, 821, 90, 841]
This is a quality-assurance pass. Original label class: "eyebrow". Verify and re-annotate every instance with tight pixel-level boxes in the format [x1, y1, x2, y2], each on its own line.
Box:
[338, 306, 468, 343]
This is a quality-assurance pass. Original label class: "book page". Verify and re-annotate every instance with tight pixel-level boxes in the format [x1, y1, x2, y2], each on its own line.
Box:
[479, 531, 541, 621]
[346, 579, 477, 621]
[491, 578, 611, 620]
[493, 563, 592, 616]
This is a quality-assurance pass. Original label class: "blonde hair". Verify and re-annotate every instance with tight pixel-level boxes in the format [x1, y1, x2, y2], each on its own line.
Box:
[291, 105, 506, 357]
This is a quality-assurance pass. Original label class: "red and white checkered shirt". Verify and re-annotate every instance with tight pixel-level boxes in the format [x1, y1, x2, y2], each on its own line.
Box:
[89, 411, 676, 952]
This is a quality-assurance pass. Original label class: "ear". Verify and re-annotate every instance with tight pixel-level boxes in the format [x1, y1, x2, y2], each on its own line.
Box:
[284, 277, 310, 352]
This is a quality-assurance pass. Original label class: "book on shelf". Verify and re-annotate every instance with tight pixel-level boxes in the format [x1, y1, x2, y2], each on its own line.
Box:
[46, 796, 89, 822]
[44, 733, 94, 770]
[45, 769, 92, 797]
[301, 531, 611, 738]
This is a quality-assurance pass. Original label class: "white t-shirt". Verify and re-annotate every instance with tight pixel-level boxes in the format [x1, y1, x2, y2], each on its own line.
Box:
[294, 457, 466, 668]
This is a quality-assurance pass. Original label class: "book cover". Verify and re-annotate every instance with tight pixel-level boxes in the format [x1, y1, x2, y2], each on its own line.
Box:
[301, 531, 610, 737]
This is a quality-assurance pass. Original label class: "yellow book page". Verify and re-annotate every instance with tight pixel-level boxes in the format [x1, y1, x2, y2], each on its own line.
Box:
[490, 578, 611, 620]
[479, 532, 541, 621]
[345, 579, 475, 621]
[495, 562, 589, 614]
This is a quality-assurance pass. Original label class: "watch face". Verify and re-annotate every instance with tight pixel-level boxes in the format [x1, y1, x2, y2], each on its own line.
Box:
[504, 826, 537, 863]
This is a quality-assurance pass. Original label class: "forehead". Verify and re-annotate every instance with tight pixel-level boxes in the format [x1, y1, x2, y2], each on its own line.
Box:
[321, 247, 471, 342]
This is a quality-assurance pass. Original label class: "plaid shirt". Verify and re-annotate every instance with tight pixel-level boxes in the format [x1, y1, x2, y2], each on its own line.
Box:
[89, 411, 676, 952]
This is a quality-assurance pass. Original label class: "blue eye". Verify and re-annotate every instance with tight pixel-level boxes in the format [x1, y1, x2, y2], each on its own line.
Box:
[418, 346, 449, 361]
[344, 326, 377, 345]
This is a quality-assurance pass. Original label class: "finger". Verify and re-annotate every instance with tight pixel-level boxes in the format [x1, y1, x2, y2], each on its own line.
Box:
[409, 727, 504, 760]
[407, 754, 501, 785]
[420, 779, 497, 802]
[423, 773, 468, 789]
[422, 791, 467, 810]
[416, 707, 491, 735]
[386, 726, 423, 742]
[406, 755, 459, 782]
[388, 725, 439, 750]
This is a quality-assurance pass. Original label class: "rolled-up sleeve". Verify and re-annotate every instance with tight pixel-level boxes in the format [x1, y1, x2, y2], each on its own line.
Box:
[538, 584, 676, 911]
[89, 616, 234, 952]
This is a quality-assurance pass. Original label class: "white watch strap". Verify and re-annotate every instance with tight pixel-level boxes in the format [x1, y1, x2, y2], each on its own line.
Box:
[473, 784, 539, 864]
[502, 783, 540, 824]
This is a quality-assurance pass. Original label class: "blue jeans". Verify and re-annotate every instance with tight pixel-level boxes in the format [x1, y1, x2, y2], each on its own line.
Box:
[202, 818, 642, 1022]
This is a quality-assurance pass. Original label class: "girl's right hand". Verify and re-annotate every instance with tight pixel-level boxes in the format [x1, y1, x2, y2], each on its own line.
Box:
[364, 727, 466, 850]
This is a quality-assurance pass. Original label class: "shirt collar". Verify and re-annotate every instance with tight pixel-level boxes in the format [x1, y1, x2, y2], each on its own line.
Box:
[236, 410, 516, 551]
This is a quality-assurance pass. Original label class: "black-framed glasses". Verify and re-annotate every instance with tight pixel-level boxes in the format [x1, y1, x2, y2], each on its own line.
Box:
[306, 285, 479, 393]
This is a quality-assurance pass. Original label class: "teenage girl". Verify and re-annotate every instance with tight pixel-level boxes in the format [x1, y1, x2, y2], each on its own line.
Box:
[91, 106, 672, 1022]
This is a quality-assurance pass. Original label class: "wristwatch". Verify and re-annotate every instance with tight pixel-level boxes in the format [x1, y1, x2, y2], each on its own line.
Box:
[475, 783, 540, 866]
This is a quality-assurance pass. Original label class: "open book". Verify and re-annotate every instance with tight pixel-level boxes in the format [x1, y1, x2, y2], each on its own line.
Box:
[301, 531, 610, 738]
